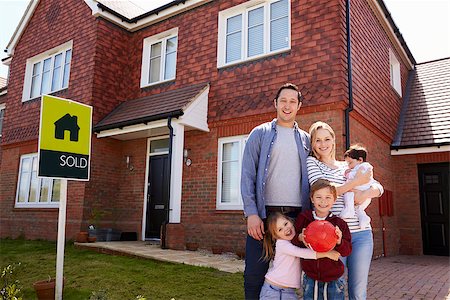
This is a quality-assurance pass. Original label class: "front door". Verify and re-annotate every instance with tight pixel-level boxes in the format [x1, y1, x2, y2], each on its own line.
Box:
[145, 154, 169, 239]
[418, 163, 449, 256]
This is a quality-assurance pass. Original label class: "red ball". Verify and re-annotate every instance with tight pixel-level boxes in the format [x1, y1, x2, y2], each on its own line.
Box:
[304, 220, 337, 252]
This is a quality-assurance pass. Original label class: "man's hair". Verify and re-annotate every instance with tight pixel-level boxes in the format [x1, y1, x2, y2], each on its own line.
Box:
[310, 179, 337, 200]
[274, 83, 303, 103]
[344, 144, 368, 162]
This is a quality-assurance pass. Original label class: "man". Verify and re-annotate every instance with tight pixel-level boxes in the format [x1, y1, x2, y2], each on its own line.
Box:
[241, 83, 311, 299]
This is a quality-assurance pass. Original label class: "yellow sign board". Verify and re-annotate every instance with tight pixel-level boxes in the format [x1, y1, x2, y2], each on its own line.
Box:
[38, 95, 93, 180]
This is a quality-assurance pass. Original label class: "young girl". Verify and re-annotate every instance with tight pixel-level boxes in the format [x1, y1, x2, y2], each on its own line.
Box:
[260, 212, 340, 300]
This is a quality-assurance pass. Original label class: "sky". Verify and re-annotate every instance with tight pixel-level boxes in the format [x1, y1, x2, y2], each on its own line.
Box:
[0, 0, 449, 79]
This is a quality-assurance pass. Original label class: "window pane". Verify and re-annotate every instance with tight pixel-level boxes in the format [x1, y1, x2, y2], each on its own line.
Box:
[226, 15, 242, 63]
[166, 36, 177, 53]
[29, 157, 39, 202]
[221, 161, 239, 203]
[40, 178, 51, 202]
[51, 180, 60, 202]
[222, 142, 239, 161]
[41, 58, 52, 95]
[248, 7, 264, 57]
[62, 49, 72, 88]
[149, 57, 161, 83]
[18, 172, 30, 203]
[271, 0, 288, 19]
[270, 17, 288, 51]
[30, 62, 41, 98]
[164, 52, 176, 80]
[0, 109, 4, 136]
[270, 0, 289, 51]
[150, 139, 169, 153]
[150, 42, 162, 58]
[51, 53, 62, 91]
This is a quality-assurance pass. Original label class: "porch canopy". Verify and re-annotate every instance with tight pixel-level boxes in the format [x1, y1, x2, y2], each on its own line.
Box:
[94, 82, 209, 139]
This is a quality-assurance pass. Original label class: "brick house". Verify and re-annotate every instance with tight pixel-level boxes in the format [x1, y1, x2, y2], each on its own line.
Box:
[0, 0, 448, 257]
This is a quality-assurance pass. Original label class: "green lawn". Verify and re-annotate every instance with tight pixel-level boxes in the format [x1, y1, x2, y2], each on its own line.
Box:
[0, 239, 244, 300]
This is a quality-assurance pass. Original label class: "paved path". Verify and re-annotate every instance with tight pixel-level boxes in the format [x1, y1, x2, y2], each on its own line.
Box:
[76, 241, 450, 299]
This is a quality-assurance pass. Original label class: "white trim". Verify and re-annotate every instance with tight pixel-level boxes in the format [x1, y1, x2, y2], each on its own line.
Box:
[140, 28, 178, 88]
[391, 145, 450, 156]
[0, 103, 6, 137]
[95, 119, 168, 138]
[84, 0, 211, 32]
[178, 85, 210, 132]
[369, 0, 413, 68]
[216, 135, 247, 210]
[217, 0, 291, 68]
[5, 0, 39, 56]
[0, 103, 5, 110]
[389, 49, 402, 97]
[169, 121, 184, 223]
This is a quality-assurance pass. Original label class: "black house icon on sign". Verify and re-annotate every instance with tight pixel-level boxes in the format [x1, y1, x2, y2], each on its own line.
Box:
[54, 113, 80, 142]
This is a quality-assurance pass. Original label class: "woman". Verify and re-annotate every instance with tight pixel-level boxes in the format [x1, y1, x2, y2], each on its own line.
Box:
[306, 121, 383, 300]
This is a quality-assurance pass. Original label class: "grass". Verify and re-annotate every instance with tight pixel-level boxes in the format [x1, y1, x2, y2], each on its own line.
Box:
[0, 239, 244, 299]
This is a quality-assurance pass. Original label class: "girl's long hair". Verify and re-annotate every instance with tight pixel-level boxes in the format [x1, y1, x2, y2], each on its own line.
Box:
[261, 212, 289, 261]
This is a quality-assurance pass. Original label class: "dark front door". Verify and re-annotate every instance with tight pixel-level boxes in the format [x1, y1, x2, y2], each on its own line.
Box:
[418, 162, 449, 256]
[146, 155, 169, 239]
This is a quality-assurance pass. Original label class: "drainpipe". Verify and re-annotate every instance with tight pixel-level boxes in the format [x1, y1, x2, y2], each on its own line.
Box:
[344, 0, 353, 150]
[161, 117, 173, 249]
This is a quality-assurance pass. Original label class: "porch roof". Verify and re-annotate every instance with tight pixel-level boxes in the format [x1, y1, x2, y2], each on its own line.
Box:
[392, 57, 450, 149]
[94, 82, 209, 133]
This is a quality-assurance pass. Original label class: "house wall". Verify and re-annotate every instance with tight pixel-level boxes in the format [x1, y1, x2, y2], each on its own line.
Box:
[393, 152, 450, 255]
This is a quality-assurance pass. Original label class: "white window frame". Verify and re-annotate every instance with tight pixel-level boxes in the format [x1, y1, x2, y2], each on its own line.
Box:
[15, 153, 63, 208]
[389, 49, 402, 96]
[22, 41, 73, 102]
[0, 103, 5, 138]
[216, 135, 247, 210]
[140, 28, 179, 88]
[217, 0, 291, 68]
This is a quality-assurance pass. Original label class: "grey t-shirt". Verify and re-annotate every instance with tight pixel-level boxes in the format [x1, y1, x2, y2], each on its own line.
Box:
[264, 125, 302, 207]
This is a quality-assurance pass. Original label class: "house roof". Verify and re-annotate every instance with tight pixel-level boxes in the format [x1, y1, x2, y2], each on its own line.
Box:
[94, 82, 209, 132]
[392, 57, 450, 149]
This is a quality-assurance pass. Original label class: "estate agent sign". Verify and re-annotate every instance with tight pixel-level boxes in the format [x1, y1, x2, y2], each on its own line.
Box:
[38, 95, 92, 180]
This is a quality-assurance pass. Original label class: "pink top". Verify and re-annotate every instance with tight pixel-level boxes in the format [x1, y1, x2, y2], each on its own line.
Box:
[265, 239, 317, 288]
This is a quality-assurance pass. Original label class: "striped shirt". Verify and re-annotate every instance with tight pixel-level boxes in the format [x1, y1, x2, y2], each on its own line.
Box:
[306, 156, 369, 233]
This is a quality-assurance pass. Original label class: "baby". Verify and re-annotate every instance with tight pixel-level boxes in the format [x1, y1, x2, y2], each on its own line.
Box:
[340, 144, 380, 228]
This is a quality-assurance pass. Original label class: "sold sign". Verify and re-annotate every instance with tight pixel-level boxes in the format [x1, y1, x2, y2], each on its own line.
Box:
[38, 95, 92, 181]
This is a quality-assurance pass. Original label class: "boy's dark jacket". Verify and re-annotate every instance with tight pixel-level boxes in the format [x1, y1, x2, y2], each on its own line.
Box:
[293, 210, 352, 282]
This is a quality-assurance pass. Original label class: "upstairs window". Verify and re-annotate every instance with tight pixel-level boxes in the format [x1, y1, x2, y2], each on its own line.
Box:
[216, 135, 247, 210]
[218, 0, 290, 67]
[22, 41, 72, 101]
[141, 28, 178, 87]
[0, 103, 5, 139]
[15, 153, 62, 208]
[389, 49, 402, 96]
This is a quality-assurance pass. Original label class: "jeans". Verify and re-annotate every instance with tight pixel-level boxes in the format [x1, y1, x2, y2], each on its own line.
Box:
[303, 274, 345, 300]
[259, 281, 298, 300]
[244, 210, 300, 300]
[340, 230, 373, 300]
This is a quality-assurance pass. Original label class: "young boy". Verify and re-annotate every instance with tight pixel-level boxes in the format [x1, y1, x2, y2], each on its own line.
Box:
[293, 179, 352, 300]
[340, 144, 380, 228]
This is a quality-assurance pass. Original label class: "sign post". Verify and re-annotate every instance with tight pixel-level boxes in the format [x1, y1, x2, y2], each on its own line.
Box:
[38, 95, 92, 300]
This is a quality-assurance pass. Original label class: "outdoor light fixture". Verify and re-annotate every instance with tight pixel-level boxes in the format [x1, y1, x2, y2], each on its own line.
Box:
[183, 149, 192, 166]
[125, 155, 134, 171]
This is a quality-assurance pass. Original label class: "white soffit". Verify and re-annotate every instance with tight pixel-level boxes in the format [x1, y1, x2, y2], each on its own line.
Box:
[391, 145, 450, 156]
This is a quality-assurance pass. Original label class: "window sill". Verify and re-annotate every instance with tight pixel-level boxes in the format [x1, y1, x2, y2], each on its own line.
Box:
[218, 49, 291, 70]
[22, 88, 69, 104]
[140, 79, 176, 91]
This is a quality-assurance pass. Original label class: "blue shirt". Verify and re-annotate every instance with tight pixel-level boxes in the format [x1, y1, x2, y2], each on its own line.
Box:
[241, 119, 311, 218]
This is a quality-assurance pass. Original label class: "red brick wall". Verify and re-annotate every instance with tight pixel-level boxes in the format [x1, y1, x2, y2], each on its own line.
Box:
[393, 152, 450, 255]
[350, 0, 411, 140]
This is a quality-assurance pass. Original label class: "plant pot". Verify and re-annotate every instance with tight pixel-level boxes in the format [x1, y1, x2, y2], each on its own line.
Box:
[75, 231, 88, 243]
[33, 278, 64, 300]
[88, 236, 97, 243]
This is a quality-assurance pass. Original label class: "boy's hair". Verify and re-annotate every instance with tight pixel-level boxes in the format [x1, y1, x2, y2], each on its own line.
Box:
[344, 144, 368, 162]
[261, 212, 293, 261]
[310, 179, 337, 200]
[274, 83, 303, 103]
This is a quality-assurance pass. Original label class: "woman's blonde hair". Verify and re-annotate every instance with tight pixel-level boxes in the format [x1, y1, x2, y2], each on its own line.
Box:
[261, 212, 294, 261]
[308, 121, 336, 160]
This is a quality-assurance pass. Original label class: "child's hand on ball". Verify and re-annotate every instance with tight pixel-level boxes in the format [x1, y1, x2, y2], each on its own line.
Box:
[335, 226, 342, 245]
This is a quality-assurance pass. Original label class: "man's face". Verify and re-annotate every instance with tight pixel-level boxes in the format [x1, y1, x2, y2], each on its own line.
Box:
[274, 89, 301, 126]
